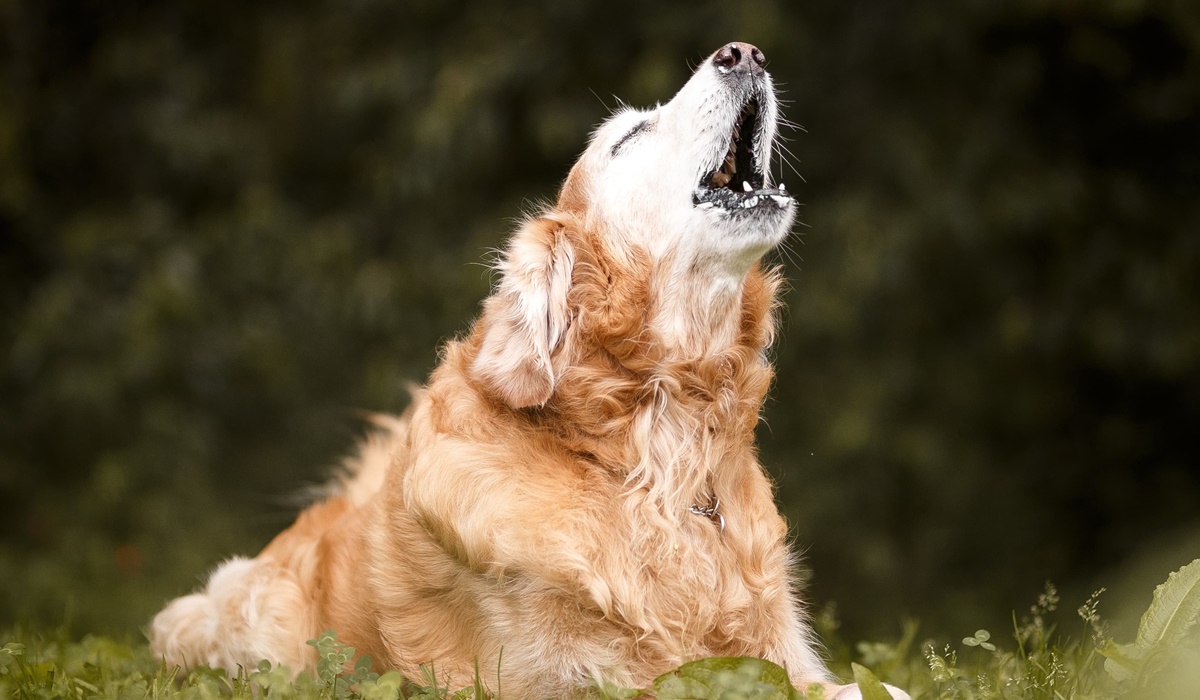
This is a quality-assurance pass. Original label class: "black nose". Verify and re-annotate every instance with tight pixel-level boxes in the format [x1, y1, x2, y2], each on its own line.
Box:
[712, 42, 766, 75]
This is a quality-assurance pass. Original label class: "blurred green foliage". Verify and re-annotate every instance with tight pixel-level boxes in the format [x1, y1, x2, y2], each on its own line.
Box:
[1, 0, 1198, 640]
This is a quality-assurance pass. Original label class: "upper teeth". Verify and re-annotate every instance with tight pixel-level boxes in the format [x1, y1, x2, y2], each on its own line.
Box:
[779, 183, 786, 191]
[742, 181, 753, 192]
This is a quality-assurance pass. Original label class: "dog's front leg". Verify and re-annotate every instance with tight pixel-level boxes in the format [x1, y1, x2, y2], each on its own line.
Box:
[403, 437, 621, 596]
[724, 500, 910, 700]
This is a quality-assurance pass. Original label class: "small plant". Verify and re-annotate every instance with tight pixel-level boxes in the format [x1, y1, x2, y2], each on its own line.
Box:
[961, 630, 996, 652]
[308, 629, 376, 699]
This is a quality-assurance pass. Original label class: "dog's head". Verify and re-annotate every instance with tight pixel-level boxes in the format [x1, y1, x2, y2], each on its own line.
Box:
[567, 42, 794, 269]
[471, 43, 794, 409]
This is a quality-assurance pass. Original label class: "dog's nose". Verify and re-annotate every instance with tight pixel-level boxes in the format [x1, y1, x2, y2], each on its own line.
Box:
[712, 42, 766, 75]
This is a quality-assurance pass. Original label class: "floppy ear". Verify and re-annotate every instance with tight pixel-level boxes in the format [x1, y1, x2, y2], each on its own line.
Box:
[469, 216, 575, 408]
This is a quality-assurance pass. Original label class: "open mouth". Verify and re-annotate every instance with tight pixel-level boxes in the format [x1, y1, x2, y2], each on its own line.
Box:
[693, 98, 791, 213]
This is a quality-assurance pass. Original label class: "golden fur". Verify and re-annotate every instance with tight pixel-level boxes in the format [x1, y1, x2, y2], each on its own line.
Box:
[151, 43, 907, 700]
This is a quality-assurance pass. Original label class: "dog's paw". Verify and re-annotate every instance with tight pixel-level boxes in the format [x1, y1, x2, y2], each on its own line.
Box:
[828, 682, 912, 700]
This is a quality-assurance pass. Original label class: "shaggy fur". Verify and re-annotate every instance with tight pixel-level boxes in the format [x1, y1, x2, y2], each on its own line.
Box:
[151, 43, 907, 700]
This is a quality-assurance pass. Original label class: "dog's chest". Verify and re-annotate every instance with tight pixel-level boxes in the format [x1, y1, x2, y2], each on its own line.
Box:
[614, 509, 758, 637]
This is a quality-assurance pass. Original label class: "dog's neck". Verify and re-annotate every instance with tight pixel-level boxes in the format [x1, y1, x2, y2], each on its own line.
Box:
[459, 220, 781, 520]
[548, 235, 781, 519]
[648, 259, 747, 357]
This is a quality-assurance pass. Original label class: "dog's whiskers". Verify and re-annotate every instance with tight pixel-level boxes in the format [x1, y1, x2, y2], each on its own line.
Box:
[773, 141, 807, 184]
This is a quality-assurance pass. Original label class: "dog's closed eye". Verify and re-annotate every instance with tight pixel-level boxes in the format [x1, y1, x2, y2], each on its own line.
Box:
[610, 119, 653, 156]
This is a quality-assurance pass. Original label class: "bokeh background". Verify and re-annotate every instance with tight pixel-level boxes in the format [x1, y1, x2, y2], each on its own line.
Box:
[2, 0, 1198, 645]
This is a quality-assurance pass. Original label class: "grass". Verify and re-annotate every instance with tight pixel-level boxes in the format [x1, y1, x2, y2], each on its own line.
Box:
[3, 563, 1197, 700]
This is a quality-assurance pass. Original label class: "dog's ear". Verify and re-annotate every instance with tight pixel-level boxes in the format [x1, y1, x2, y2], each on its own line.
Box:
[470, 216, 574, 409]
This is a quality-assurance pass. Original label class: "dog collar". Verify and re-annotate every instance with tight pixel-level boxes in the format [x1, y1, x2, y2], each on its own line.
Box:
[690, 497, 726, 534]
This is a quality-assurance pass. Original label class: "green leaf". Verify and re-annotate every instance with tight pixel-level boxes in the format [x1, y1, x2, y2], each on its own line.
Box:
[0, 642, 25, 674]
[653, 657, 795, 700]
[308, 630, 339, 648]
[1102, 558, 1200, 683]
[850, 664, 893, 700]
[356, 669, 408, 700]
[354, 655, 372, 673]
[1100, 640, 1141, 683]
[1131, 559, 1200, 653]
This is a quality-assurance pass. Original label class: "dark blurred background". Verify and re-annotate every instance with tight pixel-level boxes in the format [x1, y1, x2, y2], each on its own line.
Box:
[2, 0, 1198, 644]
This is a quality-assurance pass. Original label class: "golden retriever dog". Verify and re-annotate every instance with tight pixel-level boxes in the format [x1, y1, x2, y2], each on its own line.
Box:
[150, 42, 908, 700]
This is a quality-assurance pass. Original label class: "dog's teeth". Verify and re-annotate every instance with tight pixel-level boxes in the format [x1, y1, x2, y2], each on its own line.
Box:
[697, 202, 714, 209]
[742, 181, 753, 192]
[779, 183, 786, 191]
[771, 195, 790, 206]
